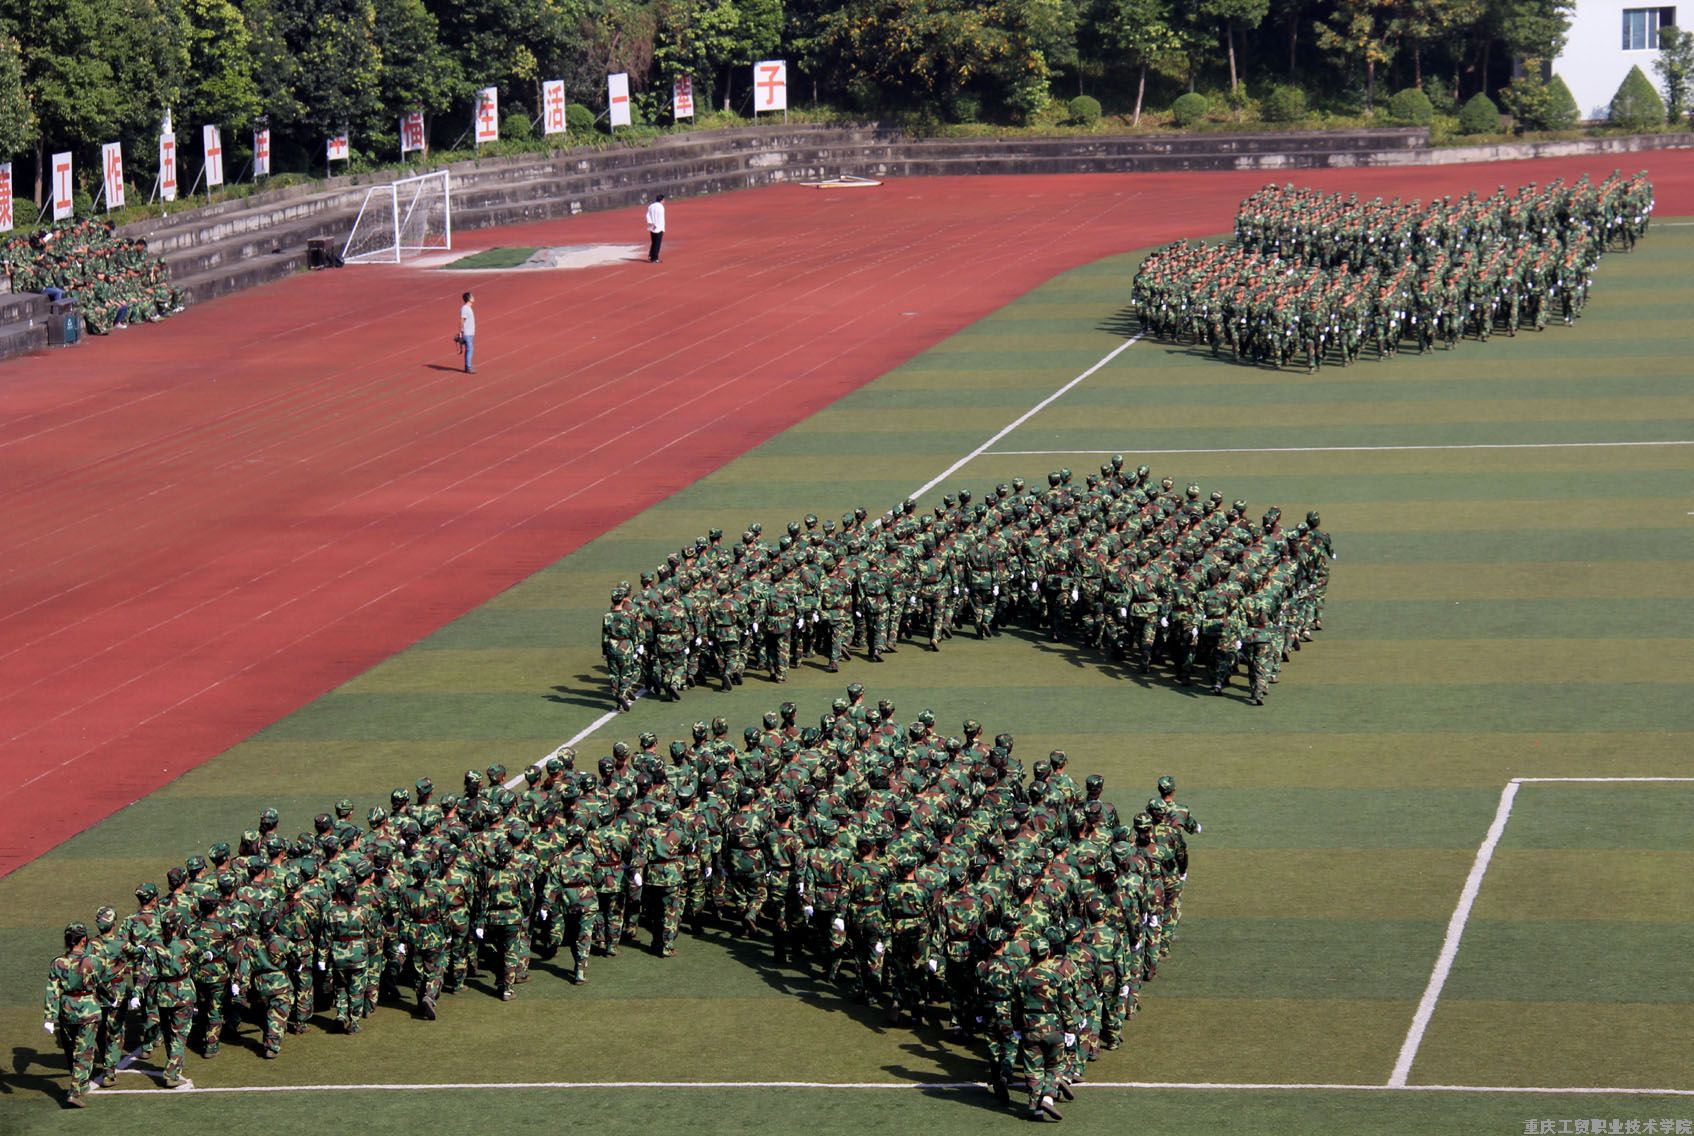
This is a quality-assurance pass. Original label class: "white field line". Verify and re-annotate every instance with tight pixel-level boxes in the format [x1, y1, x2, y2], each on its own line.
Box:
[94, 1078, 1694, 1098]
[908, 336, 1141, 503]
[985, 440, 1694, 457]
[1388, 775, 1694, 1089]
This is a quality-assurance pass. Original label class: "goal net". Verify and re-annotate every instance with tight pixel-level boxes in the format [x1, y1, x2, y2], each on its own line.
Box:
[342, 170, 453, 264]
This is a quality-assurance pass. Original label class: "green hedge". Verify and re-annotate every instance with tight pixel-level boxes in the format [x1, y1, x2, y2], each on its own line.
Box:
[1171, 92, 1209, 127]
[1385, 87, 1434, 126]
[1457, 92, 1501, 135]
[1610, 64, 1666, 129]
[1261, 85, 1307, 123]
[1067, 95, 1102, 125]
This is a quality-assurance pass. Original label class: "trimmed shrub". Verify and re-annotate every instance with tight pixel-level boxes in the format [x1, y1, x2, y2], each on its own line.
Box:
[564, 101, 596, 134]
[1543, 74, 1581, 129]
[1067, 94, 1102, 125]
[1261, 84, 1307, 123]
[1457, 91, 1501, 135]
[503, 109, 534, 141]
[1171, 91, 1209, 127]
[1609, 64, 1666, 129]
[1385, 87, 1434, 126]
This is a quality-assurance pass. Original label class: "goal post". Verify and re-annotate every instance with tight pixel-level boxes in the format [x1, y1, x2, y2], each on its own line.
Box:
[342, 170, 453, 264]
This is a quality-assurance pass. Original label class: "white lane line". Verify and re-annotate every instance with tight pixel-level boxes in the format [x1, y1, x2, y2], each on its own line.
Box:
[503, 699, 635, 790]
[1387, 780, 1521, 1088]
[93, 1078, 1694, 1097]
[985, 440, 1694, 457]
[1516, 776, 1694, 783]
[909, 336, 1141, 502]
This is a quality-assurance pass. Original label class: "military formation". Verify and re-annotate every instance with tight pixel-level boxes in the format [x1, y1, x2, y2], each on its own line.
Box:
[602, 465, 1335, 710]
[43, 692, 1201, 1120]
[1132, 171, 1654, 370]
[1, 218, 185, 334]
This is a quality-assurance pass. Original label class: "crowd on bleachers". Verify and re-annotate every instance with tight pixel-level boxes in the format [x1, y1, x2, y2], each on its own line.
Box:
[1, 219, 183, 334]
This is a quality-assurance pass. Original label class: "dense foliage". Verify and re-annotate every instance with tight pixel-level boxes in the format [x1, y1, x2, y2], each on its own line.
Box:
[0, 0, 1672, 199]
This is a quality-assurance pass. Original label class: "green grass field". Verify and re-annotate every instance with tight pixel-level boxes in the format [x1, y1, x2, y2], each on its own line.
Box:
[3, 222, 1691, 1136]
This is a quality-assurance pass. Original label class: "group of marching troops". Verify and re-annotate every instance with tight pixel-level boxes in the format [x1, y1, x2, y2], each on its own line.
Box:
[1132, 171, 1654, 370]
[44, 693, 1201, 1122]
[1, 218, 185, 334]
[601, 463, 1335, 710]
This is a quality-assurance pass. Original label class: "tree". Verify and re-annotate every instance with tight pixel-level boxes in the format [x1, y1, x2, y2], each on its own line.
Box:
[1202, 0, 1268, 94]
[1609, 62, 1665, 129]
[1653, 24, 1694, 124]
[373, 0, 462, 149]
[6, 0, 132, 200]
[655, 0, 746, 110]
[281, 0, 384, 144]
[179, 0, 260, 130]
[1397, 0, 1483, 90]
[0, 34, 36, 162]
[1492, 0, 1573, 64]
[1314, 0, 1402, 111]
[1098, 0, 1182, 122]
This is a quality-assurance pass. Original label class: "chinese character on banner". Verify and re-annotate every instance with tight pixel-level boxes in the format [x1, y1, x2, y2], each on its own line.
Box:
[160, 133, 178, 202]
[254, 127, 271, 177]
[474, 87, 499, 144]
[607, 72, 631, 128]
[0, 163, 12, 233]
[52, 152, 74, 219]
[542, 80, 566, 135]
[400, 111, 425, 154]
[753, 59, 787, 112]
[102, 142, 125, 210]
[673, 75, 695, 120]
[202, 125, 224, 188]
[327, 132, 349, 163]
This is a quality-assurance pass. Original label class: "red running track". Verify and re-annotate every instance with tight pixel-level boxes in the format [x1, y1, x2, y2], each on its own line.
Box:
[5, 154, 1694, 876]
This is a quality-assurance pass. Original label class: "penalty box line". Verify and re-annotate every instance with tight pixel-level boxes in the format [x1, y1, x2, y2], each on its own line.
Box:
[984, 440, 1694, 457]
[1388, 775, 1694, 1089]
[96, 1078, 1694, 1098]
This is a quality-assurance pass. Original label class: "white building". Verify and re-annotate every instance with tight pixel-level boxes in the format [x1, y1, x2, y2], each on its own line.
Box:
[1553, 0, 1677, 120]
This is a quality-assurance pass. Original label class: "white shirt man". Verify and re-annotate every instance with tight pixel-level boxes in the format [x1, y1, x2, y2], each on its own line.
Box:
[646, 195, 666, 263]
[458, 292, 476, 373]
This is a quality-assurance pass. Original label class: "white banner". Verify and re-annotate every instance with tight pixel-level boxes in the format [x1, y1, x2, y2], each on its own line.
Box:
[542, 80, 566, 135]
[327, 132, 349, 162]
[673, 76, 695, 120]
[0, 162, 12, 233]
[160, 133, 178, 202]
[253, 127, 271, 177]
[474, 87, 499, 144]
[52, 152, 73, 220]
[753, 59, 787, 112]
[202, 125, 224, 188]
[608, 72, 631, 127]
[102, 142, 125, 211]
[400, 111, 425, 154]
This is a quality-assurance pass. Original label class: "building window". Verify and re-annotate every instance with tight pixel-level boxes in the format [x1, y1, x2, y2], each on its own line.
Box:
[1622, 6, 1676, 49]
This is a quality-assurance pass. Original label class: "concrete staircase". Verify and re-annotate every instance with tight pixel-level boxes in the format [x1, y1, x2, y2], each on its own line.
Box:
[0, 290, 50, 359]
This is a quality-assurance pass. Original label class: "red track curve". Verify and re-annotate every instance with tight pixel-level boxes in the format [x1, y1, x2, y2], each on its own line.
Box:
[4, 156, 1693, 875]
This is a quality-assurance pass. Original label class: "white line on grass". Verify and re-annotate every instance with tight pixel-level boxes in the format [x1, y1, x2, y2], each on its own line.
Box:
[1388, 780, 1521, 1088]
[93, 1078, 1694, 1098]
[908, 335, 1141, 502]
[985, 440, 1694, 457]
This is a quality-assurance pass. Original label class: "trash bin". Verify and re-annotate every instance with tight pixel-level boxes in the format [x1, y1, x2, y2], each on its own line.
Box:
[47, 306, 81, 347]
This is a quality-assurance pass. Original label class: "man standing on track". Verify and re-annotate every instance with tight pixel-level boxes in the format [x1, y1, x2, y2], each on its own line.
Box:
[458, 291, 476, 374]
[646, 195, 666, 263]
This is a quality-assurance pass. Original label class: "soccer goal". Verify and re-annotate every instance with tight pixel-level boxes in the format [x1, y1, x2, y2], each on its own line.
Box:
[341, 170, 453, 264]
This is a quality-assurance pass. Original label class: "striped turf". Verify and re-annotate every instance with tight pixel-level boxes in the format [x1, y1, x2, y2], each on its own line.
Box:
[2, 223, 1690, 1135]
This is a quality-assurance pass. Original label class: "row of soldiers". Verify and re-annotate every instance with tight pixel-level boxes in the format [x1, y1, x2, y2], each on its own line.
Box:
[1232, 172, 1655, 270]
[1133, 172, 1653, 370]
[1, 218, 184, 333]
[602, 463, 1335, 709]
[44, 690, 1202, 1121]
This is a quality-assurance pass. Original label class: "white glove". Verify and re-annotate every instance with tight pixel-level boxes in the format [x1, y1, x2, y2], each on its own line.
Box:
[128, 996, 141, 1011]
[953, 585, 960, 596]
[831, 916, 846, 933]
[632, 871, 643, 888]
[1149, 915, 1161, 928]
[1119, 607, 1128, 619]
[474, 927, 485, 941]
[751, 623, 759, 634]
[1234, 639, 1243, 651]
[992, 585, 999, 598]
[797, 880, 806, 896]
[926, 957, 939, 973]
[230, 983, 241, 998]
[1179, 873, 1188, 883]
[802, 905, 815, 918]
[1030, 582, 1039, 594]
[316, 959, 327, 972]
[44, 1021, 55, 1035]
[872, 940, 885, 956]
[1118, 984, 1130, 999]
[1071, 587, 1080, 603]
[636, 644, 645, 656]
[1195, 823, 1202, 834]
[704, 866, 713, 879]
[202, 950, 215, 962]
[1160, 617, 1168, 628]
[693, 638, 702, 647]
[1063, 1032, 1077, 1048]
[397, 943, 409, 956]
[811, 613, 820, 624]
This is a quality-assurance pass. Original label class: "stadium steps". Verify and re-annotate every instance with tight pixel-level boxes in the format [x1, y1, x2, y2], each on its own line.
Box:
[0, 291, 51, 360]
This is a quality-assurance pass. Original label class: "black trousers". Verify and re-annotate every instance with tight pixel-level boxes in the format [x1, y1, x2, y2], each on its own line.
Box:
[648, 231, 664, 262]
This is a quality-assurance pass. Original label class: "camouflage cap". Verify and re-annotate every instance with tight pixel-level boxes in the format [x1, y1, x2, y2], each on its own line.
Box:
[64, 921, 89, 945]
[416, 777, 434, 796]
[135, 882, 159, 902]
[1157, 775, 1176, 793]
[94, 905, 117, 931]
[335, 798, 355, 815]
